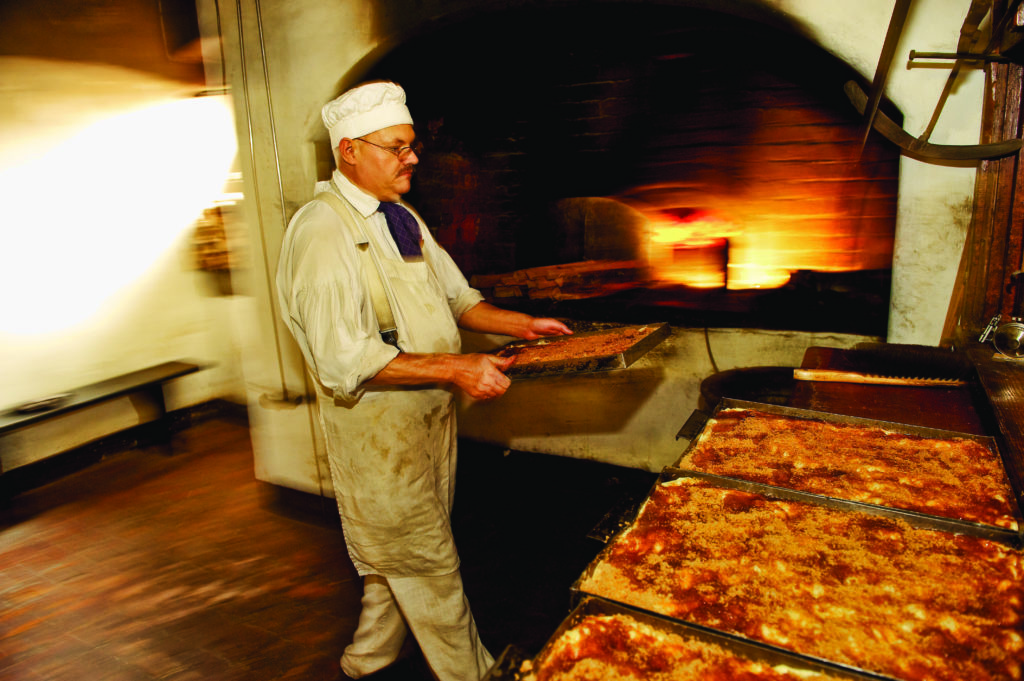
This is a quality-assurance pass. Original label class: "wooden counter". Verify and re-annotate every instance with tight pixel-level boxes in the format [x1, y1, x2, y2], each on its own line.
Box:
[966, 343, 1024, 512]
[792, 346, 990, 435]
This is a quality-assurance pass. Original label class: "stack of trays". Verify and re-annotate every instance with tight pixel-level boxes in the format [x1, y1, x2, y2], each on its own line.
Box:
[571, 470, 1022, 680]
[490, 399, 1024, 680]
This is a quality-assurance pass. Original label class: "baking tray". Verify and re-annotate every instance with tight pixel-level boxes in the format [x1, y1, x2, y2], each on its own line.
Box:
[505, 597, 895, 681]
[571, 469, 1022, 681]
[585, 485, 648, 543]
[494, 322, 669, 379]
[674, 398, 1024, 546]
[481, 645, 530, 681]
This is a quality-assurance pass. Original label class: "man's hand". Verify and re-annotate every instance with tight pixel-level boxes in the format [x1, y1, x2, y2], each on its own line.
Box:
[523, 317, 573, 340]
[370, 351, 516, 401]
[451, 353, 515, 400]
[458, 302, 573, 341]
[369, 301, 572, 400]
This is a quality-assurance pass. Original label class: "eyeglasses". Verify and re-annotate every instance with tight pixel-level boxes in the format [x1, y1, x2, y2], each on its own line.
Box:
[355, 137, 423, 161]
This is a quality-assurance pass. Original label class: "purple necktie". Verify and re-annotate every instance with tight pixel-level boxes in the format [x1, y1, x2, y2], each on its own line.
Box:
[378, 202, 422, 257]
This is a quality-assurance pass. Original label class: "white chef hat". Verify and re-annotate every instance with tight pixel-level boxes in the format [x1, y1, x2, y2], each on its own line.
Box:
[322, 81, 414, 150]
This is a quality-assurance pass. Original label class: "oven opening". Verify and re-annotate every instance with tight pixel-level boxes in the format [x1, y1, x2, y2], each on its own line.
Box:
[357, 3, 900, 335]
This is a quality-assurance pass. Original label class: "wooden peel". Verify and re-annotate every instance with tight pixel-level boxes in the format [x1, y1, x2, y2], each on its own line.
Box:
[793, 369, 967, 387]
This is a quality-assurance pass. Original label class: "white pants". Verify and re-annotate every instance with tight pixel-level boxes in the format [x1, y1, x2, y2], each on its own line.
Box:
[340, 572, 494, 681]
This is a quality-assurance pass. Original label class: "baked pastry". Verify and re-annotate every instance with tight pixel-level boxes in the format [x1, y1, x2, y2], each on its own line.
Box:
[578, 477, 1024, 681]
[679, 408, 1019, 530]
[520, 611, 853, 681]
[497, 325, 660, 369]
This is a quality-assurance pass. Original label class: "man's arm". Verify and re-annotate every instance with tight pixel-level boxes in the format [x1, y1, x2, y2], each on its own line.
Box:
[457, 301, 572, 339]
[367, 351, 515, 400]
[366, 303, 571, 400]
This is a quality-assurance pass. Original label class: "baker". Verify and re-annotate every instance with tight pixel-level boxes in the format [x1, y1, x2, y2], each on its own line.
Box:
[275, 80, 571, 680]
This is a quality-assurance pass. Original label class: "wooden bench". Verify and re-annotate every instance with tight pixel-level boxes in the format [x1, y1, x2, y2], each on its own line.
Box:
[0, 361, 201, 475]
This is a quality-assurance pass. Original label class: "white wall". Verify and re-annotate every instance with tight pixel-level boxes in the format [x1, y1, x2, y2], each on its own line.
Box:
[0, 57, 249, 471]
[220, 0, 988, 486]
[768, 0, 984, 343]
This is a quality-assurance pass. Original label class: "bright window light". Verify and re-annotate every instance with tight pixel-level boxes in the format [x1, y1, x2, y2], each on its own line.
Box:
[0, 94, 237, 335]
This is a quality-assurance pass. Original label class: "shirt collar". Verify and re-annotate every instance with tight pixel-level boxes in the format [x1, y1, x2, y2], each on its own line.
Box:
[331, 169, 381, 218]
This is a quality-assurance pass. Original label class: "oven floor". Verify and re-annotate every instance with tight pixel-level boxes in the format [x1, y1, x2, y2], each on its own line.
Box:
[0, 414, 656, 680]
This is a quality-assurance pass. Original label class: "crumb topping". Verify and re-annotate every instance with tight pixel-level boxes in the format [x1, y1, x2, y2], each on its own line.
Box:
[521, 613, 853, 681]
[679, 408, 1019, 530]
[579, 477, 1024, 681]
[497, 325, 657, 367]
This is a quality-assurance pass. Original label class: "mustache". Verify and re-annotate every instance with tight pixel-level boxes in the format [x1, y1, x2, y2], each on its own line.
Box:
[399, 164, 416, 176]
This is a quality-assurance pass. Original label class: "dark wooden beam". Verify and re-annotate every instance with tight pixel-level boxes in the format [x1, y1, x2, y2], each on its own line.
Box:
[946, 60, 1024, 346]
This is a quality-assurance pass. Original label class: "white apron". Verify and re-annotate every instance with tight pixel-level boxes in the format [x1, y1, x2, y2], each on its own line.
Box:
[316, 247, 464, 578]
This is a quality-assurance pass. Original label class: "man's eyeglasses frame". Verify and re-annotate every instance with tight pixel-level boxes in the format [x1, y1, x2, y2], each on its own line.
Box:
[355, 137, 423, 161]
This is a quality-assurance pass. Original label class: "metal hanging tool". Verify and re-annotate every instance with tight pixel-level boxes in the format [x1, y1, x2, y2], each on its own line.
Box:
[852, 0, 1024, 162]
[845, 80, 1023, 160]
[913, 0, 991, 146]
[860, 0, 914, 154]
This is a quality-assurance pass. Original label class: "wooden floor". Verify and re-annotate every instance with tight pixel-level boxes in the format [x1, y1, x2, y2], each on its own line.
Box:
[0, 415, 655, 680]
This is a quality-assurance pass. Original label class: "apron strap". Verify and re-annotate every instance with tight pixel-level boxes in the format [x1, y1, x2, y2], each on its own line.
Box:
[314, 191, 401, 350]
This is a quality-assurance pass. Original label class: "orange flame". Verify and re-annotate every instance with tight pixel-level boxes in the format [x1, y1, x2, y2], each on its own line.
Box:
[645, 209, 793, 290]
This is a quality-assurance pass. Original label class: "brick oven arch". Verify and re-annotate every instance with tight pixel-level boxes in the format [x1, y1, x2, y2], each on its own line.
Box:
[356, 2, 902, 335]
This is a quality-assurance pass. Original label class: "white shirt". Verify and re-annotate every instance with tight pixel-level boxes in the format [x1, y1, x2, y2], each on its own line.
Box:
[276, 170, 483, 404]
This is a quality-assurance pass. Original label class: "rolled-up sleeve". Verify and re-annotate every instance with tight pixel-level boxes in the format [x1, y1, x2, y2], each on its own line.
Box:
[291, 282, 399, 404]
[277, 201, 399, 404]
